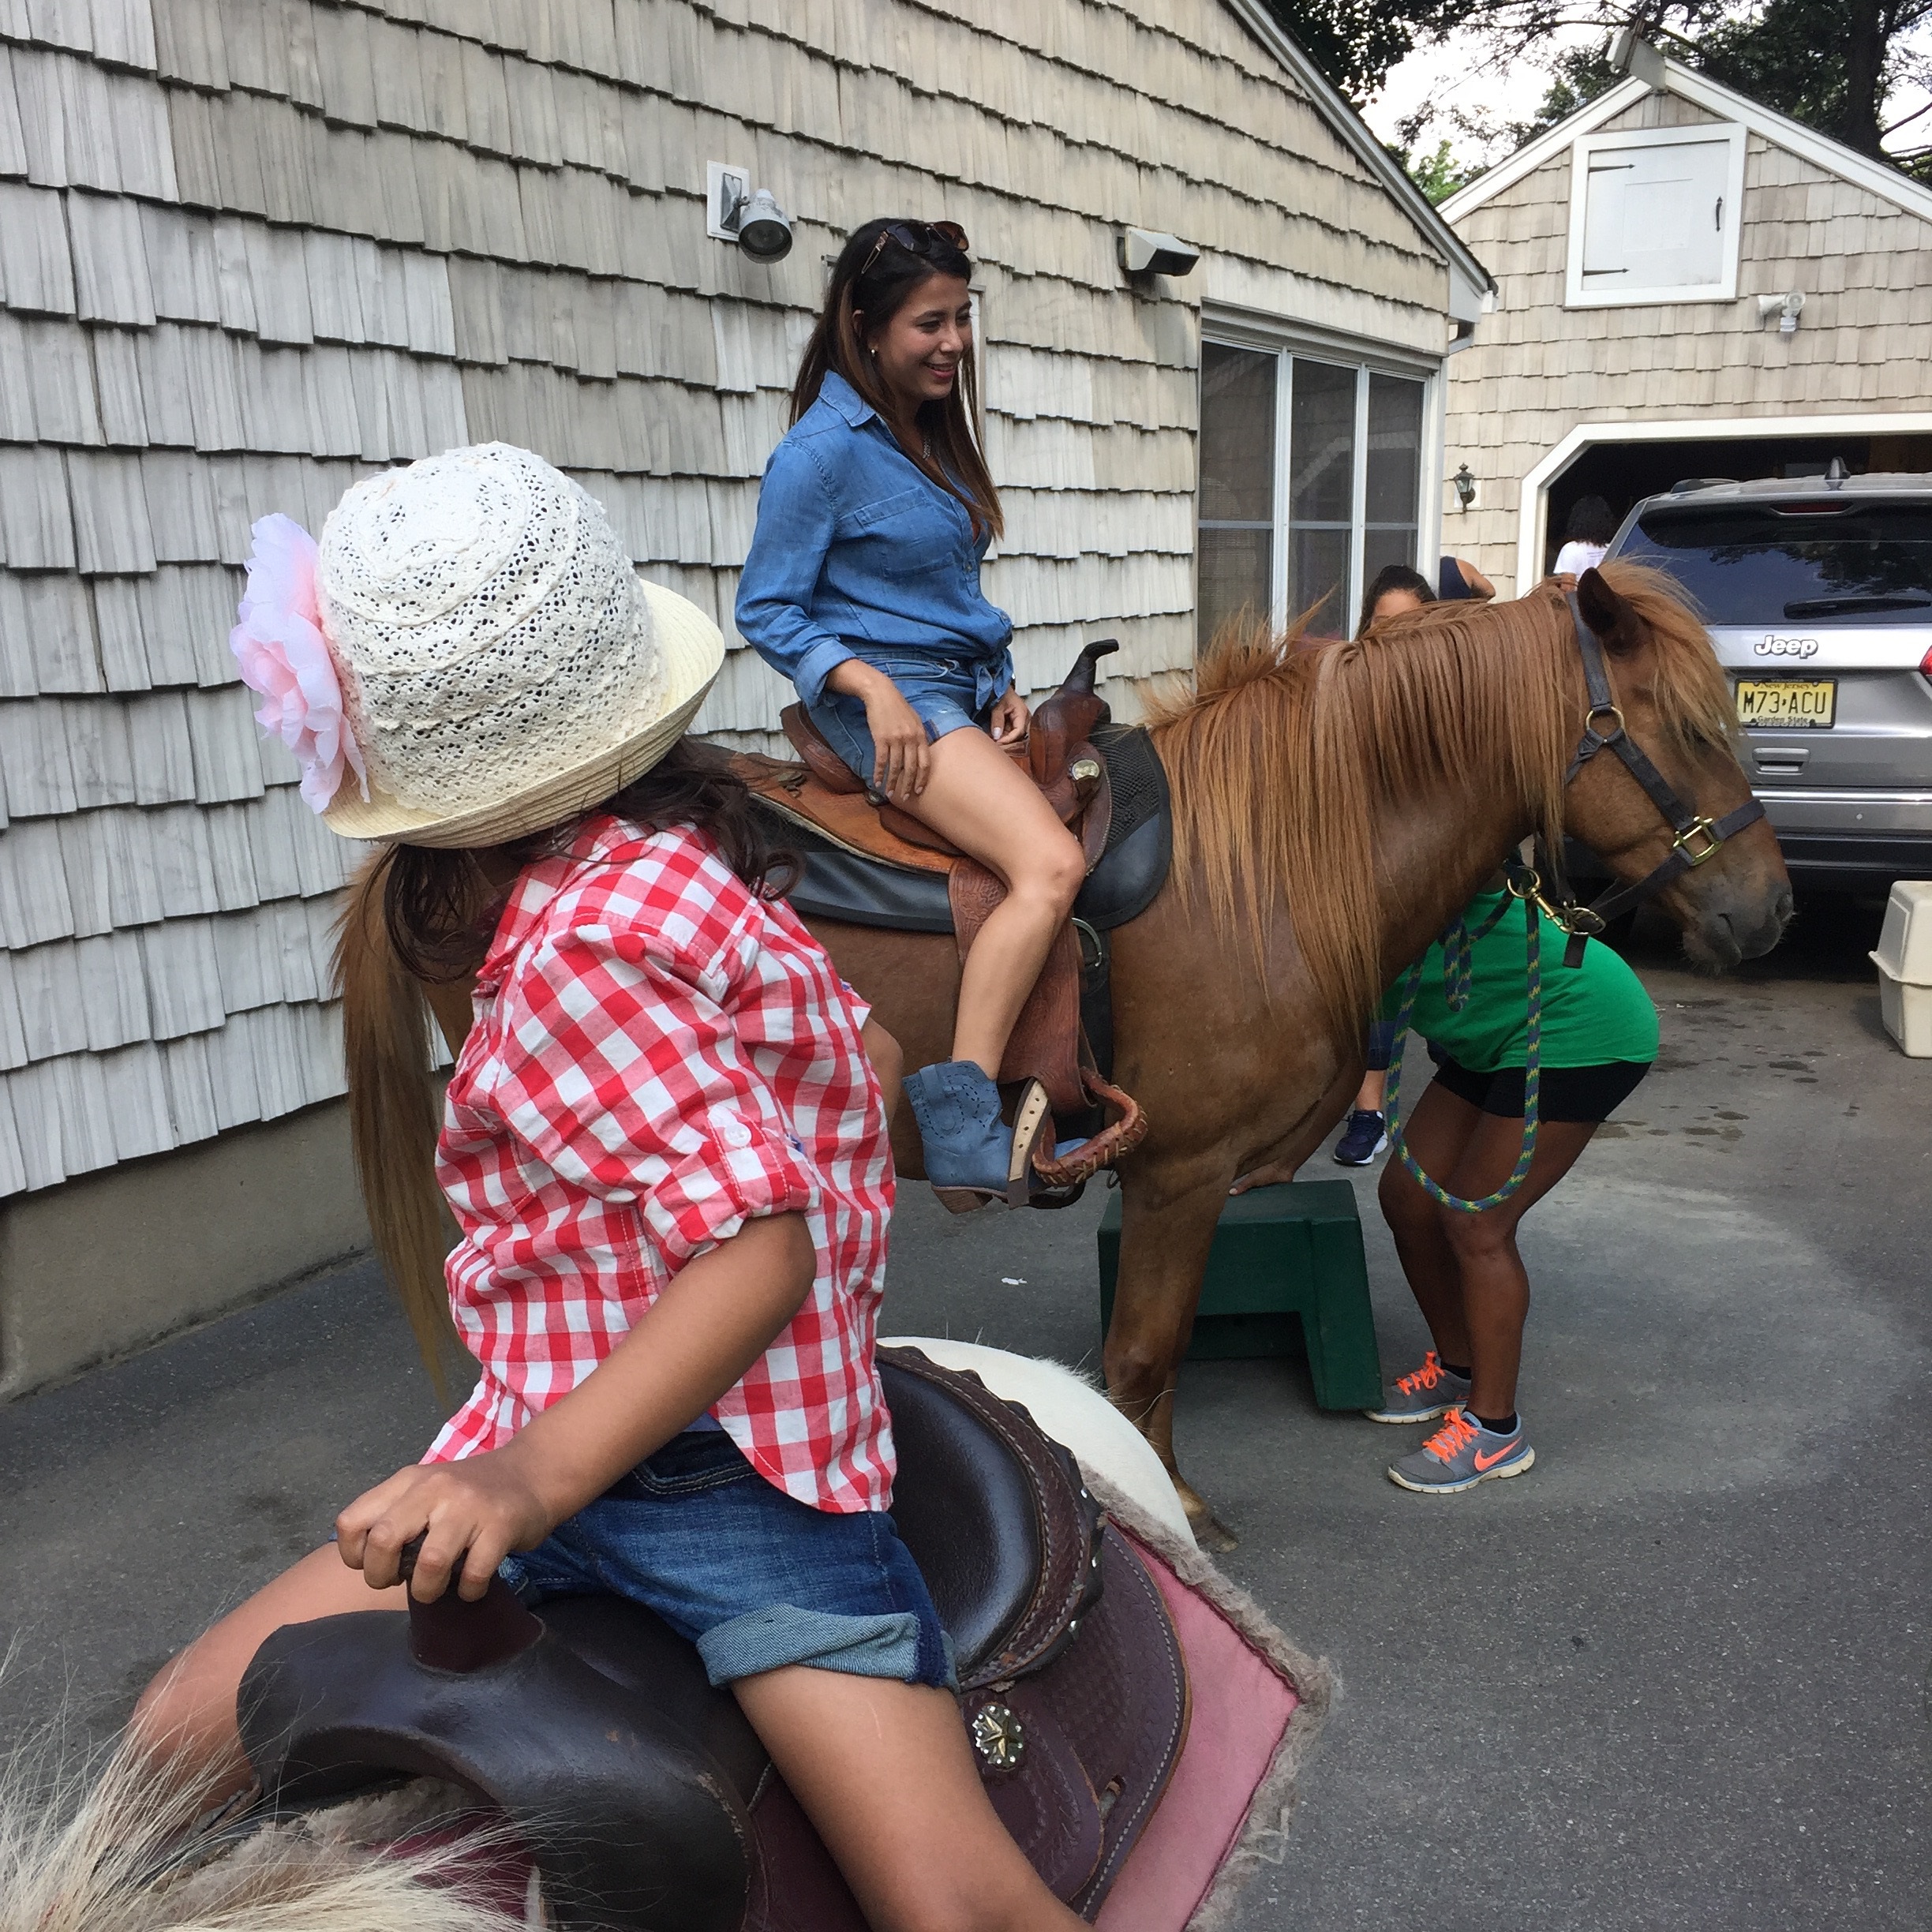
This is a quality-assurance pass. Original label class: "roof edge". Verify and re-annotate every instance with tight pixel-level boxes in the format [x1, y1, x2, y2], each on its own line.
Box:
[1219, 0, 1496, 301]
[1440, 47, 1932, 230]
[1437, 76, 1649, 222]
[1663, 58, 1932, 227]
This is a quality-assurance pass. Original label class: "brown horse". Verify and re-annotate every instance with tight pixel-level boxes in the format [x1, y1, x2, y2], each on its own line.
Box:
[339, 566, 1791, 1546]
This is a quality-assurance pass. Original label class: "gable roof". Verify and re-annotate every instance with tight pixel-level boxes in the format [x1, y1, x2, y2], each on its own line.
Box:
[1440, 44, 1932, 229]
[1220, 0, 1496, 311]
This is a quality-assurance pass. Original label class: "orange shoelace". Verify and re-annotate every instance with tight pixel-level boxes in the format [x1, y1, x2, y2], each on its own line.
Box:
[1395, 1351, 1446, 1397]
[1423, 1409, 1478, 1463]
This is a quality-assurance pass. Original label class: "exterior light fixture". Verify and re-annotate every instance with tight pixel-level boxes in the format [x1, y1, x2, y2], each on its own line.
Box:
[1118, 227, 1200, 276]
[1452, 462, 1477, 511]
[1758, 290, 1805, 335]
[706, 163, 794, 264]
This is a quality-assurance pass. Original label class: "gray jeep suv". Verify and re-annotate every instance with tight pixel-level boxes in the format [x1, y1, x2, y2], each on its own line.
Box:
[1608, 474, 1932, 886]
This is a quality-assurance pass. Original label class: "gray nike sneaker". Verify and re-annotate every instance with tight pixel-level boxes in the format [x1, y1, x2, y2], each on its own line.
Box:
[1387, 1407, 1535, 1493]
[1362, 1350, 1471, 1425]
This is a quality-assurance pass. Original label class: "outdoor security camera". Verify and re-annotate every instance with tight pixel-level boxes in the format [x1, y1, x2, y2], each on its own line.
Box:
[733, 189, 793, 264]
[1119, 227, 1200, 277]
[706, 163, 794, 264]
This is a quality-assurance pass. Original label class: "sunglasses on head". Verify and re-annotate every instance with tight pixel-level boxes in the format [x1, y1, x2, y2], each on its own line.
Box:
[860, 219, 971, 278]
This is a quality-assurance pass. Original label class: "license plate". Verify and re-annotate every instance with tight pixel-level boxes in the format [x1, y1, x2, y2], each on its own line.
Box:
[1735, 678, 1837, 728]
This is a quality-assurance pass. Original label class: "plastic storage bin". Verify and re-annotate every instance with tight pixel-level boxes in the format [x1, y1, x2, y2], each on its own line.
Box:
[1870, 880, 1932, 1058]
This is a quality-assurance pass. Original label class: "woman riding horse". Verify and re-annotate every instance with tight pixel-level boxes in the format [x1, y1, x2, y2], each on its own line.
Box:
[736, 217, 1086, 1209]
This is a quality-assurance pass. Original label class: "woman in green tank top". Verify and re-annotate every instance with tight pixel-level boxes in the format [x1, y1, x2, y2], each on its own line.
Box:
[1362, 885, 1657, 1494]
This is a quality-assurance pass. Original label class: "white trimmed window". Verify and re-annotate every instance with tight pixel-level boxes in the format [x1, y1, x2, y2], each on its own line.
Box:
[1196, 335, 1432, 648]
[1565, 124, 1748, 307]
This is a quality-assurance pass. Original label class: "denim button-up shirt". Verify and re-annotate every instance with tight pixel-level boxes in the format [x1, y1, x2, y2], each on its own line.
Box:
[735, 370, 1014, 710]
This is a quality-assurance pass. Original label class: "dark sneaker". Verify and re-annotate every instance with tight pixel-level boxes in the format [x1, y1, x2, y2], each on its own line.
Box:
[1387, 1408, 1535, 1493]
[1332, 1109, 1389, 1166]
[1362, 1350, 1471, 1425]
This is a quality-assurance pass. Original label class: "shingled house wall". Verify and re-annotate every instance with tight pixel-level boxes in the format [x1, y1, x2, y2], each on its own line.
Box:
[1441, 83, 1932, 592]
[0, 0, 1462, 1389]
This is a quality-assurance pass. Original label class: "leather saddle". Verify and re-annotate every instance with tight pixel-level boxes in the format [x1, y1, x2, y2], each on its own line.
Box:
[238, 1348, 1190, 1930]
[734, 643, 1166, 1187]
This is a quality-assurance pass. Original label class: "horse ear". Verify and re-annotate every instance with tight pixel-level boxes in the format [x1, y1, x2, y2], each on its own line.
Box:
[1575, 567, 1638, 657]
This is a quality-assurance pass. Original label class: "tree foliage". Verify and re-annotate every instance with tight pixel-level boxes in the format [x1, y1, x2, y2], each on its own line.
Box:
[1255, 0, 1466, 104]
[1265, 0, 1932, 191]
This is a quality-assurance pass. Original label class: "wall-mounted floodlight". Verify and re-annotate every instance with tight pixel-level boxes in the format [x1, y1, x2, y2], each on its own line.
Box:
[706, 162, 794, 264]
[1119, 227, 1200, 277]
[1758, 290, 1805, 335]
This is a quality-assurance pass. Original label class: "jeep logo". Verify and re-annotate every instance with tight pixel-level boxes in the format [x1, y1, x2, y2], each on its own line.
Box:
[1756, 635, 1819, 658]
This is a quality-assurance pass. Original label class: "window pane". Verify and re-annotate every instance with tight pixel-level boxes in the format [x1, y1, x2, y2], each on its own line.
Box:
[1365, 374, 1424, 527]
[1289, 360, 1356, 523]
[1290, 526, 1351, 638]
[1199, 343, 1276, 524]
[1198, 525, 1272, 650]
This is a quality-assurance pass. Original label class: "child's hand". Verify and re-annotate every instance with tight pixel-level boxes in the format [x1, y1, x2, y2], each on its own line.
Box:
[335, 1447, 554, 1603]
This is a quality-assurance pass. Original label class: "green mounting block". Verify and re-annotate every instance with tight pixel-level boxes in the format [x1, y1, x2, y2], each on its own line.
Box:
[1097, 1179, 1382, 1410]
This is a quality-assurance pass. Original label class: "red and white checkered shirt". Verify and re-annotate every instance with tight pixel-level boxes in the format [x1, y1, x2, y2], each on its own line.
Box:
[424, 814, 897, 1514]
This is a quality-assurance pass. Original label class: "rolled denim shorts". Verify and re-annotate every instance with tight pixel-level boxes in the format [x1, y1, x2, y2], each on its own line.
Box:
[498, 1427, 955, 1690]
[806, 648, 998, 784]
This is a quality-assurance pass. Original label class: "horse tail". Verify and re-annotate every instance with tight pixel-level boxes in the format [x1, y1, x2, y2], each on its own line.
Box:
[334, 851, 459, 1397]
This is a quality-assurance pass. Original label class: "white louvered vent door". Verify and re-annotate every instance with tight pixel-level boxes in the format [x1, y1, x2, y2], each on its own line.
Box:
[1567, 125, 1745, 305]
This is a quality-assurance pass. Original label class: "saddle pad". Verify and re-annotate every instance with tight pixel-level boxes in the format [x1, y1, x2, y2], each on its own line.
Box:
[767, 724, 1171, 937]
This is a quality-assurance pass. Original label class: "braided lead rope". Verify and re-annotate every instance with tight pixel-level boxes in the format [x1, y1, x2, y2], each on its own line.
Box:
[1383, 891, 1543, 1214]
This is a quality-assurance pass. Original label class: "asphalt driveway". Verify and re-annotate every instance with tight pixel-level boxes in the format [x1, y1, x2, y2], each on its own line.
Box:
[1, 896, 1925, 1929]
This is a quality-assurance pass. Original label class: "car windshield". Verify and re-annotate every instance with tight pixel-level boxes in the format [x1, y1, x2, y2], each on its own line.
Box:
[1616, 500, 1932, 626]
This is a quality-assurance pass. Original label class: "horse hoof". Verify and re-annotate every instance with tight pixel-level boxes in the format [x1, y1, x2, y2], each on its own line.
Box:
[1191, 1511, 1239, 1553]
[1174, 1477, 1239, 1552]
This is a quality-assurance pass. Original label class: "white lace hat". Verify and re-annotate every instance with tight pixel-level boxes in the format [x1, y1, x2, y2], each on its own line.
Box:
[313, 444, 722, 848]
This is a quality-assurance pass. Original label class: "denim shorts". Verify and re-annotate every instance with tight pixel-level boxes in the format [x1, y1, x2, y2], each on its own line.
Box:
[806, 648, 1002, 784]
[498, 1428, 955, 1690]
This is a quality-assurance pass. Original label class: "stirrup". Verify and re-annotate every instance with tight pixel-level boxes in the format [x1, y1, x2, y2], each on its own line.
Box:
[932, 1079, 1053, 1215]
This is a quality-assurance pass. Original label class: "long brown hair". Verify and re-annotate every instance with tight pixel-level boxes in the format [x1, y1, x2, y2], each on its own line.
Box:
[1147, 565, 1734, 1040]
[789, 218, 1003, 540]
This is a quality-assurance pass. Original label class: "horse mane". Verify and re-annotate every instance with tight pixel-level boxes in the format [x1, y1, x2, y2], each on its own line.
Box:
[1144, 562, 1732, 1042]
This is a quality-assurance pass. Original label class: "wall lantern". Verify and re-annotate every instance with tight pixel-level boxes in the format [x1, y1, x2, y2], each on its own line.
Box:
[706, 162, 794, 264]
[1452, 462, 1477, 511]
[1118, 227, 1200, 277]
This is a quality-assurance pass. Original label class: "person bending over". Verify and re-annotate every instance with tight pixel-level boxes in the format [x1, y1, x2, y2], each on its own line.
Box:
[736, 219, 1084, 1209]
[1365, 881, 1657, 1492]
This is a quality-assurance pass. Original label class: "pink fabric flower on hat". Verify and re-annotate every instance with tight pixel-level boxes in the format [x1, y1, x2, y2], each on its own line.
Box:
[230, 513, 368, 814]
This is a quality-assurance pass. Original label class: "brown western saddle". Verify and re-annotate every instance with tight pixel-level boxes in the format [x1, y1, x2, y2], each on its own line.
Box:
[238, 1347, 1191, 1929]
[732, 641, 1147, 1190]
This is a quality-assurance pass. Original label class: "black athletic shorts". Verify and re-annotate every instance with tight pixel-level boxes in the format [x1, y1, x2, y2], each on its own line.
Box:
[1425, 1046, 1651, 1123]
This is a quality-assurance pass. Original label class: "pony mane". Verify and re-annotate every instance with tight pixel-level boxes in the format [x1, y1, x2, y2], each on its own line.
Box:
[1144, 563, 1731, 1041]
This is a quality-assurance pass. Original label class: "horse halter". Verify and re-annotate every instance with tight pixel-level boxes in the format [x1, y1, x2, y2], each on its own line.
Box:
[1526, 593, 1768, 964]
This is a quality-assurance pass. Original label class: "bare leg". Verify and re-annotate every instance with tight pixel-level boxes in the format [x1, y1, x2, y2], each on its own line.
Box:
[1378, 1083, 1601, 1417]
[736, 1668, 1080, 1931]
[1354, 1067, 1387, 1111]
[130, 1544, 406, 1796]
[891, 729, 1084, 1076]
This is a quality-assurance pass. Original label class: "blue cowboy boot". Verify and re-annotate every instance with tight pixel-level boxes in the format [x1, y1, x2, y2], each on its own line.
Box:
[903, 1061, 1054, 1211]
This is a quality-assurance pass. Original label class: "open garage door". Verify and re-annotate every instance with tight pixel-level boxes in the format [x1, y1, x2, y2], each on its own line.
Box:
[1519, 418, 1932, 587]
